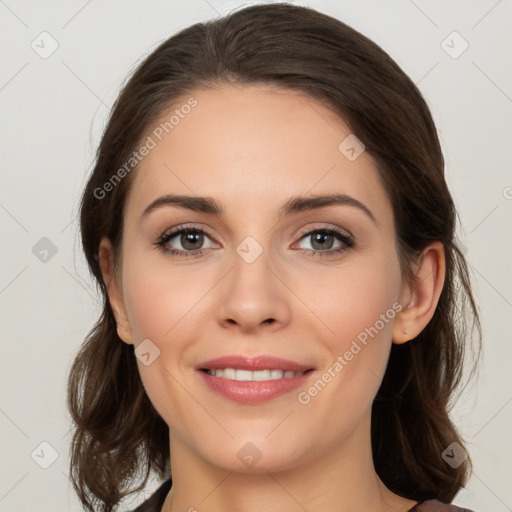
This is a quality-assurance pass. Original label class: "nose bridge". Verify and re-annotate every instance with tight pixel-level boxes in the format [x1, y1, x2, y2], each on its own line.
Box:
[215, 232, 290, 330]
[230, 233, 275, 301]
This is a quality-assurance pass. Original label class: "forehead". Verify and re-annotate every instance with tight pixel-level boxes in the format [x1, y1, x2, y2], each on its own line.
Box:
[124, 84, 392, 227]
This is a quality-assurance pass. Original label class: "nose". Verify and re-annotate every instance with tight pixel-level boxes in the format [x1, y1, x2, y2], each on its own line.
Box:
[215, 244, 291, 333]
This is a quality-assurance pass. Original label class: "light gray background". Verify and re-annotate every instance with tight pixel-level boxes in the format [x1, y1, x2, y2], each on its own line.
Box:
[0, 0, 511, 510]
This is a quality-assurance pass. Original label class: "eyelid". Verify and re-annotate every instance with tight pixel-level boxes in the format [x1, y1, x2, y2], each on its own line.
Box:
[159, 223, 216, 237]
[295, 223, 353, 240]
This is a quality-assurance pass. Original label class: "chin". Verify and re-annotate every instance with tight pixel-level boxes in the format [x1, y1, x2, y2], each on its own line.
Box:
[194, 435, 310, 474]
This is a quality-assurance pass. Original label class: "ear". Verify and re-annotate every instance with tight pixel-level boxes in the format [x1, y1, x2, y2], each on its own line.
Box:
[392, 241, 446, 344]
[98, 236, 134, 345]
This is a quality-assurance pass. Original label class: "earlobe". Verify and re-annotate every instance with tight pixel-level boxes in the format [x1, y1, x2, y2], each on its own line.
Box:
[392, 242, 446, 344]
[98, 237, 134, 345]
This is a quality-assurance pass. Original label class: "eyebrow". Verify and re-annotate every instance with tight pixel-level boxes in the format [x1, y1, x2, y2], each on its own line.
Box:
[141, 192, 377, 226]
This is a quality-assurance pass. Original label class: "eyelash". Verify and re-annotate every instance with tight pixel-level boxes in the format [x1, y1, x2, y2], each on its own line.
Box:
[154, 224, 355, 259]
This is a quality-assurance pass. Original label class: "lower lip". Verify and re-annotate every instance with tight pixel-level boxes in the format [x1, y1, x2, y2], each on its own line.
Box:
[198, 370, 314, 404]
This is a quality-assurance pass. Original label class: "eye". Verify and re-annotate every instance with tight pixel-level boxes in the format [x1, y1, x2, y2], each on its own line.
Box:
[155, 225, 217, 257]
[154, 224, 354, 259]
[294, 227, 354, 257]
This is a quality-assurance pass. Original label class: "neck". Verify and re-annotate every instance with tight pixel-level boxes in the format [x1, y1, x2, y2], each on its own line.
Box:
[163, 415, 417, 512]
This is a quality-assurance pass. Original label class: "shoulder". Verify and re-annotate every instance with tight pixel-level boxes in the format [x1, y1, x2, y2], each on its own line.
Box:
[125, 478, 173, 512]
[410, 499, 476, 512]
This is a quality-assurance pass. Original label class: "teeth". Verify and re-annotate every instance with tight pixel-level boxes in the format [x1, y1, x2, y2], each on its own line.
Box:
[205, 368, 305, 381]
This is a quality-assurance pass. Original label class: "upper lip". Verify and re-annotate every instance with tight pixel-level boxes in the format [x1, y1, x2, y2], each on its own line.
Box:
[196, 355, 314, 373]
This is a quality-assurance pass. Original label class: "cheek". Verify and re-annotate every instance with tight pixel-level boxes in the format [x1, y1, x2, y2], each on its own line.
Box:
[299, 251, 402, 409]
[121, 256, 207, 342]
[299, 252, 402, 350]
[292, 257, 401, 436]
[119, 251, 224, 387]
[120, 258, 209, 426]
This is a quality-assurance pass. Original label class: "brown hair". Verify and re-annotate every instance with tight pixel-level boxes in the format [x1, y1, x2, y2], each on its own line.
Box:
[67, 3, 482, 510]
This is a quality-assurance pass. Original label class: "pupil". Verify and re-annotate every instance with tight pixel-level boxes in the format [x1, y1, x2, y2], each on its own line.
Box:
[182, 231, 203, 250]
[312, 232, 333, 250]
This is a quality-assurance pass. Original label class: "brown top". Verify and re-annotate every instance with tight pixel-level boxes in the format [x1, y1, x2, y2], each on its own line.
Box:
[408, 500, 475, 512]
[127, 479, 476, 512]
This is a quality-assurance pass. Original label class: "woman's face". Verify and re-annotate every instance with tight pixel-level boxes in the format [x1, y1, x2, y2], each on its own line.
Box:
[106, 84, 409, 473]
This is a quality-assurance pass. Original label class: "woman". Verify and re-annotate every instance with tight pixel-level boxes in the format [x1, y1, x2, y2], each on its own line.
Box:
[67, 3, 482, 511]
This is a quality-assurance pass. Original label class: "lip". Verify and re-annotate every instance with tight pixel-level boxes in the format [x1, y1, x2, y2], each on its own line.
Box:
[199, 371, 314, 404]
[196, 355, 315, 404]
[196, 355, 314, 373]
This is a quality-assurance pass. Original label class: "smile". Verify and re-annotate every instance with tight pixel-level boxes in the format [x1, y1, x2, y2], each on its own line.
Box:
[196, 354, 315, 403]
[203, 368, 306, 380]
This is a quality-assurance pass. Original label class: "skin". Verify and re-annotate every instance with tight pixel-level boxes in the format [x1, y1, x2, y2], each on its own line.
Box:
[99, 84, 445, 512]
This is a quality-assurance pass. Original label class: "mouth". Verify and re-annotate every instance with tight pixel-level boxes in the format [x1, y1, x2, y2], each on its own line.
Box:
[200, 368, 312, 381]
[196, 355, 316, 403]
[196, 354, 314, 373]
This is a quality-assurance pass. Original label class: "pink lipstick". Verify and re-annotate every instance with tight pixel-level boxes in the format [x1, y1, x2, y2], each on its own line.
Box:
[196, 355, 315, 404]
